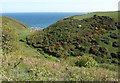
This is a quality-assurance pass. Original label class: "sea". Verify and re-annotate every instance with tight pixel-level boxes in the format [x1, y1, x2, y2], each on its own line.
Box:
[2, 12, 86, 28]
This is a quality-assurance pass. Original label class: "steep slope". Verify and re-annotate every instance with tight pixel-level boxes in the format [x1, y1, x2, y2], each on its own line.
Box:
[27, 11, 119, 65]
[1, 16, 54, 80]
[2, 16, 31, 53]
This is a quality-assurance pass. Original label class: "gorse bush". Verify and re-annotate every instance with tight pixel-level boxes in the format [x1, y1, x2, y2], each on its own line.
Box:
[101, 37, 110, 44]
[112, 41, 119, 47]
[110, 33, 118, 39]
[26, 15, 117, 58]
[75, 55, 98, 67]
[26, 15, 119, 65]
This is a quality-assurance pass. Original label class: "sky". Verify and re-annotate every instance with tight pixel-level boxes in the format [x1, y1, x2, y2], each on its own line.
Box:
[0, 0, 119, 13]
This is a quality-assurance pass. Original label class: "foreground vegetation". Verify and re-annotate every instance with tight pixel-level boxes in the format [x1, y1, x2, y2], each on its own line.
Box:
[1, 12, 119, 81]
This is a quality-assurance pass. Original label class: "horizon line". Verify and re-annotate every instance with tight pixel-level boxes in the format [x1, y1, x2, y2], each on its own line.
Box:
[1, 12, 89, 13]
[1, 10, 118, 13]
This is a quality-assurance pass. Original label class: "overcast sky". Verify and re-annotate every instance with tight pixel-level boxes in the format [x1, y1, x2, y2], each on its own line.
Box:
[0, 0, 119, 13]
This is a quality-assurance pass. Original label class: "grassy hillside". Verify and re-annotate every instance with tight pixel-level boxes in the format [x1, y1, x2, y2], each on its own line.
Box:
[2, 16, 31, 54]
[73, 11, 119, 22]
[25, 11, 119, 80]
[1, 12, 119, 81]
[27, 11, 119, 64]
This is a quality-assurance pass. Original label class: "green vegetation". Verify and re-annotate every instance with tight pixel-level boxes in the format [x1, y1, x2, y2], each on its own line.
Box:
[1, 12, 119, 81]
[2, 16, 30, 54]
[27, 12, 119, 65]
[73, 11, 119, 22]
[75, 55, 98, 67]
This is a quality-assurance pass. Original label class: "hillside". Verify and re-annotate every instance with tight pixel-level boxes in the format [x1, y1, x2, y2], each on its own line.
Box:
[2, 16, 31, 53]
[27, 12, 119, 65]
[73, 11, 118, 22]
[1, 12, 119, 81]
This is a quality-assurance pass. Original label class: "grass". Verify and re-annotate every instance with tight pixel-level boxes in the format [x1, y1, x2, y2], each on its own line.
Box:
[2, 51, 118, 81]
[1, 12, 119, 81]
[73, 11, 119, 22]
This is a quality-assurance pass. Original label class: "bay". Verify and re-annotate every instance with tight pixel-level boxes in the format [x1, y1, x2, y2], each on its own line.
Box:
[2, 12, 86, 28]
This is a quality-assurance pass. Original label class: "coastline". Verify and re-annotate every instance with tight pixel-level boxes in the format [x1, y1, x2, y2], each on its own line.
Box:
[29, 27, 45, 31]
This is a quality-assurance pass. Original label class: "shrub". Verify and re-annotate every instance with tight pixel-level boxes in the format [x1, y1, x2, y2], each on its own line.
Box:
[101, 37, 110, 44]
[110, 26, 117, 30]
[98, 47, 108, 56]
[110, 33, 118, 39]
[112, 42, 119, 47]
[26, 15, 117, 59]
[117, 52, 120, 59]
[75, 55, 98, 67]
[117, 25, 120, 29]
[71, 49, 84, 56]
[90, 39, 99, 45]
[89, 46, 100, 56]
[111, 53, 117, 58]
[111, 59, 119, 64]
[77, 46, 86, 52]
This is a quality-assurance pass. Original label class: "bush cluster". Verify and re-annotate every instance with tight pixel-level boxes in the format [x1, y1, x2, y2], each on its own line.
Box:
[26, 15, 118, 65]
[75, 55, 98, 67]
